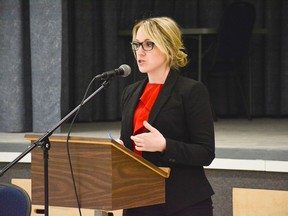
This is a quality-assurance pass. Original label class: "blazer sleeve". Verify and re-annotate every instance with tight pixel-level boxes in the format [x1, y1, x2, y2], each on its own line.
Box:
[161, 81, 215, 167]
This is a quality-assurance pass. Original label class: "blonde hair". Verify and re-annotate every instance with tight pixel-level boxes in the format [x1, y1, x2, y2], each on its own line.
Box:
[132, 17, 188, 70]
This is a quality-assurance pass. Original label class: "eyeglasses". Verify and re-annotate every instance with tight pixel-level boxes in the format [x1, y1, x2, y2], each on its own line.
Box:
[130, 41, 155, 51]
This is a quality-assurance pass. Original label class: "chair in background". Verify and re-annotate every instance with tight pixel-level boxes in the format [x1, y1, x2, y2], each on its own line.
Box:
[0, 183, 31, 216]
[202, 1, 256, 121]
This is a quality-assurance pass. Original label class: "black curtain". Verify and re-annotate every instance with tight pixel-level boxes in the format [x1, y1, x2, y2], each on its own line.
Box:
[64, 0, 225, 122]
[64, 0, 288, 122]
[0, 0, 287, 132]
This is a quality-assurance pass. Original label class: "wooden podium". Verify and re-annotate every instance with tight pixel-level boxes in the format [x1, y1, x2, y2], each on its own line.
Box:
[25, 134, 170, 211]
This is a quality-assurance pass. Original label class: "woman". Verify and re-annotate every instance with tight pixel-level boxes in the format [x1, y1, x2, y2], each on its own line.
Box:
[119, 17, 215, 216]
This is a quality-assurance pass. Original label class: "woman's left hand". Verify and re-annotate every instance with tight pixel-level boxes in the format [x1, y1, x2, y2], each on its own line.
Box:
[131, 121, 166, 152]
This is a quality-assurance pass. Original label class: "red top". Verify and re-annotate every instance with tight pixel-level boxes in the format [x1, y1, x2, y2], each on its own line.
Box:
[133, 83, 164, 156]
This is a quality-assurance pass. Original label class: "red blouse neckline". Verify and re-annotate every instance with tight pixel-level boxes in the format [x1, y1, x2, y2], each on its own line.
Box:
[132, 83, 163, 156]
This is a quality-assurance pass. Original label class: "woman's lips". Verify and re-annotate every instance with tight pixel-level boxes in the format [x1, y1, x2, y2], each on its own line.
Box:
[138, 59, 145, 64]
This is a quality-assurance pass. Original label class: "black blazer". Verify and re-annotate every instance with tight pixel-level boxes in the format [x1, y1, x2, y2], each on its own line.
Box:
[120, 70, 215, 214]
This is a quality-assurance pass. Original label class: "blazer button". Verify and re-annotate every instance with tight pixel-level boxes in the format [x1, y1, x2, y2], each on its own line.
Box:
[169, 158, 176, 163]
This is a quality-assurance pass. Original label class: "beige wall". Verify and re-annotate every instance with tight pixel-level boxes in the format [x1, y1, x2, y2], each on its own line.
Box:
[233, 188, 288, 216]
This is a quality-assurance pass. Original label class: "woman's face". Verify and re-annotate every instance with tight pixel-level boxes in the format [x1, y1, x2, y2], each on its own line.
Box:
[134, 25, 168, 76]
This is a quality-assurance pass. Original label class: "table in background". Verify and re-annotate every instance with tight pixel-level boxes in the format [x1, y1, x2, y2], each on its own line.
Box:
[119, 28, 267, 81]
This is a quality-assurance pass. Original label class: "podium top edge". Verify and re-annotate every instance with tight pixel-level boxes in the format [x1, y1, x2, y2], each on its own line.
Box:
[25, 134, 170, 178]
[25, 134, 112, 144]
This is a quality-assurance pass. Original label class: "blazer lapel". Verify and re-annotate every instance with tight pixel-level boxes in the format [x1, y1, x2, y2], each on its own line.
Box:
[124, 78, 148, 149]
[148, 70, 179, 125]
[123, 70, 179, 141]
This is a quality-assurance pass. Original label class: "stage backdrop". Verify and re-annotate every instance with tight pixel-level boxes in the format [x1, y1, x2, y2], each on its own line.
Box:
[0, 0, 287, 132]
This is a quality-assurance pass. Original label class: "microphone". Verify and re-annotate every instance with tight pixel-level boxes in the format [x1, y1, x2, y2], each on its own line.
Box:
[95, 64, 131, 79]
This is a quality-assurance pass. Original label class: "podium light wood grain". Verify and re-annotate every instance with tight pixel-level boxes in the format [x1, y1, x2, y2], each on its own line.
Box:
[25, 134, 170, 211]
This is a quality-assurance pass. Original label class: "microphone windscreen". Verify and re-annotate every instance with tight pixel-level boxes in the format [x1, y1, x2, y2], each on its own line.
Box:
[119, 64, 131, 77]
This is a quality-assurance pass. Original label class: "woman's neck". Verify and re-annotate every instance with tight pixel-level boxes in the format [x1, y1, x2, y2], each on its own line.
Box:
[147, 67, 170, 84]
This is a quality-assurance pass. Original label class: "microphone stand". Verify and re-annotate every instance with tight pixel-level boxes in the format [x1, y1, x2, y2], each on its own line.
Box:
[0, 78, 112, 216]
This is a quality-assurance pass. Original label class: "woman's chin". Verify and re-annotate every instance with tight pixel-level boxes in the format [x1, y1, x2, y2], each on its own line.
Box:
[138, 67, 148, 74]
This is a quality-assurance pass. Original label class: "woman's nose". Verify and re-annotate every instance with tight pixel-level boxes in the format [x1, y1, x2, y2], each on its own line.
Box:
[137, 46, 146, 55]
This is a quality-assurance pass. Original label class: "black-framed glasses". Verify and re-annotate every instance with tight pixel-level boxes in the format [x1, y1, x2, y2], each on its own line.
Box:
[130, 41, 155, 51]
